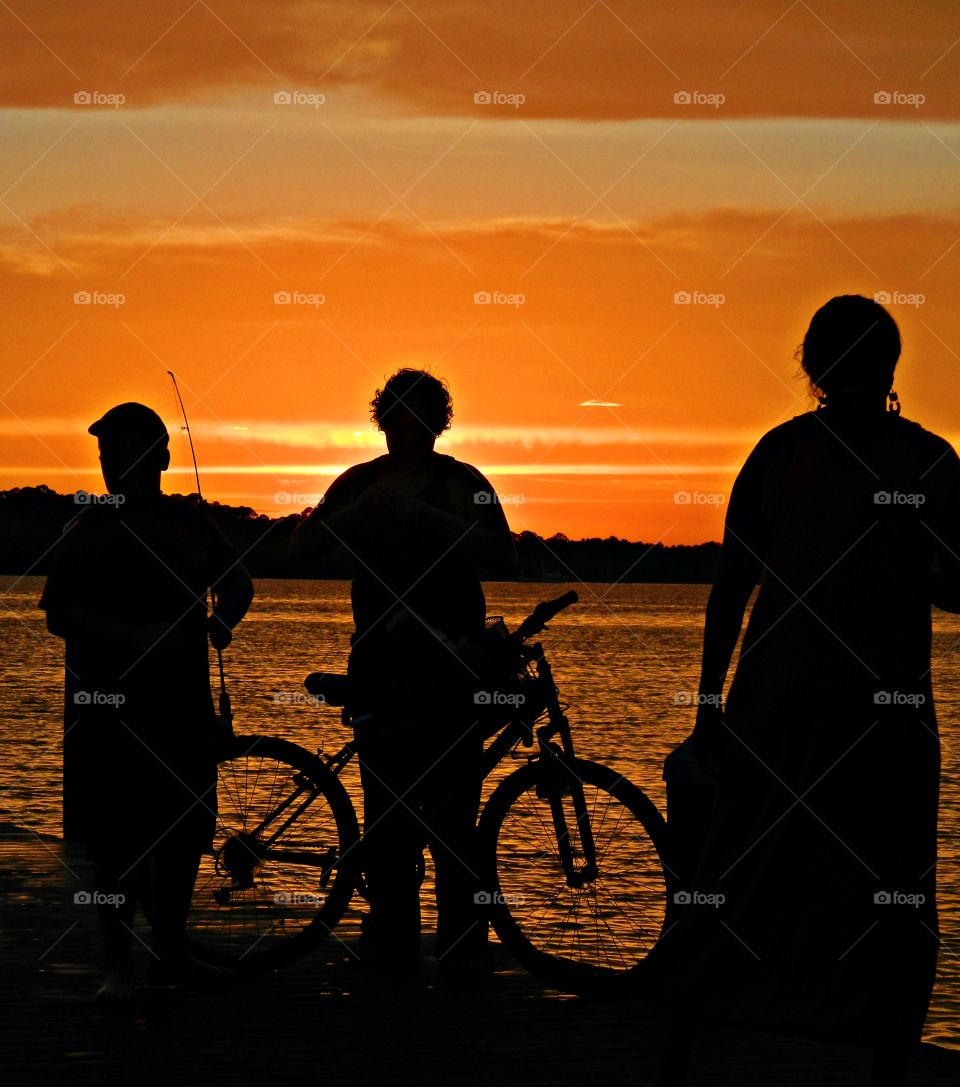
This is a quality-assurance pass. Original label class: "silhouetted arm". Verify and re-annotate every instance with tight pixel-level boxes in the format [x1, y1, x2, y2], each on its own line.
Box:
[408, 501, 515, 575]
[696, 577, 756, 705]
[922, 439, 960, 612]
[290, 466, 369, 563]
[692, 437, 769, 750]
[211, 566, 253, 626]
[208, 566, 254, 648]
[407, 464, 516, 576]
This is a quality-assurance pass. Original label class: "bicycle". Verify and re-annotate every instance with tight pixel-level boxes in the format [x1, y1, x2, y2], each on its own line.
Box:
[186, 591, 670, 993]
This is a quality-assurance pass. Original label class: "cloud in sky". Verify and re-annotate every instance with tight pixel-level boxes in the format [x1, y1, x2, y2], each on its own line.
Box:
[5, 3, 960, 541]
[2, 1, 959, 118]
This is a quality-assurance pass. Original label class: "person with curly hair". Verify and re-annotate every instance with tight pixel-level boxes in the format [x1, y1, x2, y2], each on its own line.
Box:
[292, 369, 516, 976]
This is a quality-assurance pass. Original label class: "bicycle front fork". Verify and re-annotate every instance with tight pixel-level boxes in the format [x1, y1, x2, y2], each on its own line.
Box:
[533, 655, 599, 888]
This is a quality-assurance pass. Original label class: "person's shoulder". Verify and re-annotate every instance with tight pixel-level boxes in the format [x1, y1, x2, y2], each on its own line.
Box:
[305, 459, 382, 515]
[440, 455, 485, 482]
[59, 508, 90, 537]
[440, 455, 492, 495]
[892, 414, 954, 451]
[160, 495, 233, 542]
[745, 415, 809, 457]
[60, 504, 111, 536]
[337, 458, 383, 484]
[326, 458, 382, 497]
[161, 494, 212, 526]
[779, 412, 817, 436]
[892, 415, 959, 469]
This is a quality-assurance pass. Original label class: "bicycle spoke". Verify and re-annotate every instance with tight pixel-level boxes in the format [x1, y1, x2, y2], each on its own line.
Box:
[490, 769, 665, 975]
[187, 741, 356, 965]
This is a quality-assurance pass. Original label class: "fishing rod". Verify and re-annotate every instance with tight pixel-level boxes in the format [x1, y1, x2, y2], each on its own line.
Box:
[167, 370, 233, 733]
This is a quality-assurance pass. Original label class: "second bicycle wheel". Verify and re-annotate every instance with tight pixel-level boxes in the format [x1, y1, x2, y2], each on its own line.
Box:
[478, 757, 668, 994]
[187, 735, 360, 971]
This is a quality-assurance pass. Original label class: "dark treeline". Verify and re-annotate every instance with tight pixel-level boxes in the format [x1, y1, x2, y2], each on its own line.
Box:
[0, 486, 721, 583]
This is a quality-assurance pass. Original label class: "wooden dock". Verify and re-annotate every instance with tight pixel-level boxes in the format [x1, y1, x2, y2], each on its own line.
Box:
[1, 823, 957, 1085]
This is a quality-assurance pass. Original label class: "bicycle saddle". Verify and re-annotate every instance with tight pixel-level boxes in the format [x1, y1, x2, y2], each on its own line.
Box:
[304, 672, 354, 706]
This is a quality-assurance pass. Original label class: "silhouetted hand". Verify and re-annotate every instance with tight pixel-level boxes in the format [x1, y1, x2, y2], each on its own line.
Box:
[208, 613, 233, 651]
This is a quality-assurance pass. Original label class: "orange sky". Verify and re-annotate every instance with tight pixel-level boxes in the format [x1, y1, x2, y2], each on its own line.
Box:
[2, 1, 960, 544]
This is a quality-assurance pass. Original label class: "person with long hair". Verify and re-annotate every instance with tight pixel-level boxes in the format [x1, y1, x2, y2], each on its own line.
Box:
[648, 295, 959, 1085]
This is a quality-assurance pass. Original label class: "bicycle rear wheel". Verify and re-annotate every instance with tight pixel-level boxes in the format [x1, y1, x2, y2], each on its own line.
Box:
[478, 757, 668, 994]
[187, 735, 360, 971]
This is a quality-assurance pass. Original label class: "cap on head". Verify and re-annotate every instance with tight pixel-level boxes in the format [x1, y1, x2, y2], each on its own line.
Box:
[88, 402, 169, 450]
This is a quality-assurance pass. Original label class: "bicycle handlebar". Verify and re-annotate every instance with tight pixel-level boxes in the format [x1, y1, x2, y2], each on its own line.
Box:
[302, 591, 577, 712]
[513, 589, 578, 643]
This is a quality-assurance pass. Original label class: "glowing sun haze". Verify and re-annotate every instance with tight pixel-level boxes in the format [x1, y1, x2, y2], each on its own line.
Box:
[2, 1, 960, 543]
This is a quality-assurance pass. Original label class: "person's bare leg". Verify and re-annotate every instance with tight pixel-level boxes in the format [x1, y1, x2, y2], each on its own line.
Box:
[145, 848, 206, 981]
[93, 860, 139, 1001]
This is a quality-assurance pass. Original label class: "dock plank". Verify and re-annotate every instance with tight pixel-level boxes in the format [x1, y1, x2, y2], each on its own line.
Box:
[1, 825, 957, 1085]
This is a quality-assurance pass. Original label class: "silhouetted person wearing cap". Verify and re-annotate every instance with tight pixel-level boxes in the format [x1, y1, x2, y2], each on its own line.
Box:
[646, 296, 960, 1086]
[292, 369, 515, 976]
[40, 403, 253, 1000]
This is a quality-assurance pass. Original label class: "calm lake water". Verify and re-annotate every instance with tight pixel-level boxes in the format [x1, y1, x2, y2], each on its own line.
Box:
[2, 576, 957, 1047]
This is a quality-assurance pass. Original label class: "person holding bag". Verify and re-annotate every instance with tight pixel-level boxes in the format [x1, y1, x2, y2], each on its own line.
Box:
[648, 296, 959, 1086]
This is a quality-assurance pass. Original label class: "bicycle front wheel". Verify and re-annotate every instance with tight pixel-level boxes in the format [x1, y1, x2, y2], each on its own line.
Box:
[478, 757, 668, 993]
[187, 735, 360, 971]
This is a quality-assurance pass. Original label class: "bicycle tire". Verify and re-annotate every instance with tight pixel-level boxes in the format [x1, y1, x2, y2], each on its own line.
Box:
[478, 756, 668, 995]
[187, 734, 360, 971]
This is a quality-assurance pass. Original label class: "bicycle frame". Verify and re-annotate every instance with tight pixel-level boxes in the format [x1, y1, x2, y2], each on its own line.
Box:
[522, 644, 599, 889]
[217, 595, 603, 898]
[214, 764, 340, 893]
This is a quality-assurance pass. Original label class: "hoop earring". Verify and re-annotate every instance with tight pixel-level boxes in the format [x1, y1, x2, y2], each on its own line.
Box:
[888, 390, 901, 415]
